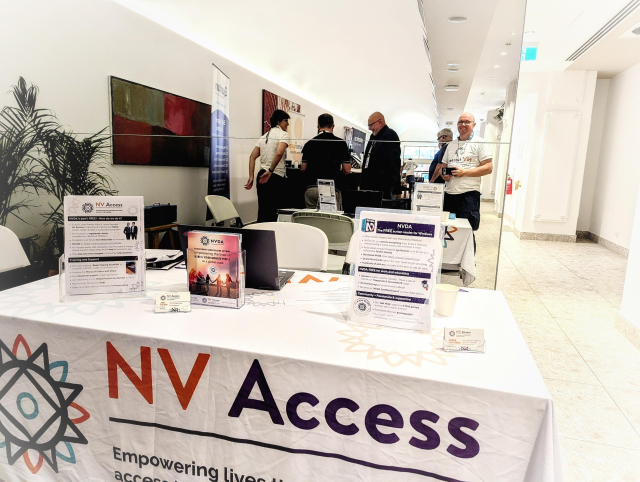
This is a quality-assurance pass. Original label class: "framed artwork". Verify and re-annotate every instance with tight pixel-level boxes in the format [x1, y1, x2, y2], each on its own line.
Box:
[262, 89, 301, 134]
[110, 76, 211, 167]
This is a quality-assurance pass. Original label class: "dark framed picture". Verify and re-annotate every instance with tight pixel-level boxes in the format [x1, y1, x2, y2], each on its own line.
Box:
[110, 76, 211, 167]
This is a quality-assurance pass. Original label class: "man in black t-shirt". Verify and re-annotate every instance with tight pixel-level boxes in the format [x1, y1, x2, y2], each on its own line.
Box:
[301, 113, 351, 208]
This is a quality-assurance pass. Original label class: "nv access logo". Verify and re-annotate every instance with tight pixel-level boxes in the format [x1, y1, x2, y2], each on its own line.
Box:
[0, 335, 90, 475]
[362, 218, 376, 232]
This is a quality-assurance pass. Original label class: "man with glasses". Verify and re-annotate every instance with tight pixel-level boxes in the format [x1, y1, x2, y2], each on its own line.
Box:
[360, 112, 401, 199]
[441, 112, 493, 235]
[429, 128, 454, 184]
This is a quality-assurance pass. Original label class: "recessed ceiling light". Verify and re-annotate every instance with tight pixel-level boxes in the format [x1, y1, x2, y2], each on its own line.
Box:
[489, 77, 494, 79]
[447, 62, 460, 67]
[448, 16, 468, 23]
[525, 30, 535, 35]
[445, 108, 454, 111]
[447, 68, 460, 72]
[511, 32, 518, 35]
[445, 85, 460, 92]
[494, 65, 500, 68]
[500, 52, 507, 55]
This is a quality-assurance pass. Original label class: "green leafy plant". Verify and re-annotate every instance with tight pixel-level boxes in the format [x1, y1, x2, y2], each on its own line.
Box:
[0, 77, 117, 272]
[0, 77, 56, 225]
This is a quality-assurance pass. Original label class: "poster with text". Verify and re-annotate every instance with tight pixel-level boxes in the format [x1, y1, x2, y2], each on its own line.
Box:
[207, 64, 230, 219]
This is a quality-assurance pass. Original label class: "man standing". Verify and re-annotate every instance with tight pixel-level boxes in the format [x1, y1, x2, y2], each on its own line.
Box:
[429, 128, 453, 183]
[131, 221, 138, 240]
[441, 113, 493, 231]
[124, 222, 131, 240]
[360, 112, 401, 199]
[301, 113, 351, 208]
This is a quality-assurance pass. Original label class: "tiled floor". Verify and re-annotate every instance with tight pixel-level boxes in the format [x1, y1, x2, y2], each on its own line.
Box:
[495, 220, 640, 480]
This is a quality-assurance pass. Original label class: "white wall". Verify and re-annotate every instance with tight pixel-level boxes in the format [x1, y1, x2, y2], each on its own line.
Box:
[577, 79, 609, 232]
[0, 0, 361, 239]
[588, 62, 640, 250]
[508, 71, 597, 237]
[619, 186, 640, 335]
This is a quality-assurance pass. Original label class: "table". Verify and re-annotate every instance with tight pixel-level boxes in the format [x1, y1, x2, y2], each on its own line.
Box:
[145, 222, 178, 249]
[0, 269, 561, 481]
[442, 218, 476, 286]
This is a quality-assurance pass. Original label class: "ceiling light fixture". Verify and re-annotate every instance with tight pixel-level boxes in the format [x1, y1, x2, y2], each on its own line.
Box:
[489, 77, 494, 79]
[511, 32, 518, 35]
[500, 52, 507, 55]
[448, 16, 468, 23]
[444, 85, 460, 91]
[447, 62, 460, 67]
[494, 65, 500, 68]
[445, 108, 454, 111]
[447, 68, 460, 72]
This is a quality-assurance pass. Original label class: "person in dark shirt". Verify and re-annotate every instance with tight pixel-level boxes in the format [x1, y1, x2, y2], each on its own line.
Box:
[429, 128, 453, 183]
[360, 112, 401, 199]
[301, 113, 351, 208]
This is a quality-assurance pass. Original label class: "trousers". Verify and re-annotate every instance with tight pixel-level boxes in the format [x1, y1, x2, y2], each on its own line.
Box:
[256, 170, 286, 223]
[443, 190, 481, 231]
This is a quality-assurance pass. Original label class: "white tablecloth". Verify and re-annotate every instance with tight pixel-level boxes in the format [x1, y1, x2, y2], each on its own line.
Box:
[0, 269, 561, 482]
[442, 218, 476, 286]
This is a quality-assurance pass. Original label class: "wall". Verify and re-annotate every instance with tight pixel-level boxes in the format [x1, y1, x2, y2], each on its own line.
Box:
[0, 0, 361, 239]
[577, 79, 609, 232]
[507, 71, 597, 238]
[588, 62, 640, 250]
[616, 185, 640, 349]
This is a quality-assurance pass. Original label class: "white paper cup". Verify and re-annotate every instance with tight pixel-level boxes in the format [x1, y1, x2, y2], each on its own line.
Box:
[440, 211, 449, 223]
[435, 284, 459, 317]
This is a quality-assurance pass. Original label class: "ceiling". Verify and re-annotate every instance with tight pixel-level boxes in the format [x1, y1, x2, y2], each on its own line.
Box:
[114, 0, 530, 142]
[424, 0, 525, 131]
[114, 0, 437, 141]
[520, 0, 636, 73]
[567, 8, 640, 77]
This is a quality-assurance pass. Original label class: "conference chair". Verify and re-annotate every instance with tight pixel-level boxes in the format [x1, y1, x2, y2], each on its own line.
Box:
[244, 222, 328, 272]
[291, 211, 355, 252]
[204, 195, 244, 227]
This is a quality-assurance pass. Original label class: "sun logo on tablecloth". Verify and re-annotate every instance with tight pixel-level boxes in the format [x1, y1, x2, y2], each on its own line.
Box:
[0, 335, 90, 474]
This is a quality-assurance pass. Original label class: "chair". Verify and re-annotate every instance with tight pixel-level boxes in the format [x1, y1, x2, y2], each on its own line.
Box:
[0, 226, 30, 274]
[244, 222, 328, 271]
[291, 211, 355, 251]
[341, 231, 359, 275]
[204, 195, 243, 227]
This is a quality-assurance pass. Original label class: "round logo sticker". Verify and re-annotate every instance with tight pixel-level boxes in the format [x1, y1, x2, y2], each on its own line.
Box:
[160, 295, 166, 301]
[208, 265, 218, 276]
[449, 330, 455, 337]
[353, 298, 371, 316]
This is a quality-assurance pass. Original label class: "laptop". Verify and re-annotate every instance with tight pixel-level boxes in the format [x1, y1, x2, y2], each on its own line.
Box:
[342, 190, 383, 216]
[177, 225, 294, 290]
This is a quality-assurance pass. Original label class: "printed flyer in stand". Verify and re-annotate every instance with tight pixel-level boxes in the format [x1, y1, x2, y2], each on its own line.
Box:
[349, 211, 441, 331]
[188, 231, 244, 308]
[63, 196, 145, 296]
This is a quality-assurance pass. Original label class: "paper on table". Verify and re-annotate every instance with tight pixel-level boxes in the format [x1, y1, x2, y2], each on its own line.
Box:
[279, 282, 350, 306]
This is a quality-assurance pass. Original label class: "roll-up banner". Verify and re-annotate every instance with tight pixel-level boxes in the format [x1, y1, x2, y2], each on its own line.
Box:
[207, 64, 230, 219]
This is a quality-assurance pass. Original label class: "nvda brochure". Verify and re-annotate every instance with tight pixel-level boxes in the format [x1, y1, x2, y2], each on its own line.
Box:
[187, 231, 244, 308]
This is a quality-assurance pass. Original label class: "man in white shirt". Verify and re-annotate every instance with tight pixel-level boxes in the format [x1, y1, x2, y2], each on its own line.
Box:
[441, 112, 493, 232]
[245, 109, 291, 222]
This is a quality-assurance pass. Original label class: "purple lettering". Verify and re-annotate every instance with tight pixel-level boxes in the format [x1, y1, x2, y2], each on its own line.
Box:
[228, 359, 284, 425]
[447, 417, 480, 458]
[325, 398, 359, 435]
[286, 392, 320, 430]
[409, 410, 440, 450]
[365, 404, 403, 444]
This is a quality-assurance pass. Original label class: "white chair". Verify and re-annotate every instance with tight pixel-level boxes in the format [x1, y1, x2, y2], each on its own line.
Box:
[0, 226, 30, 274]
[244, 222, 328, 271]
[204, 195, 243, 227]
[291, 211, 355, 251]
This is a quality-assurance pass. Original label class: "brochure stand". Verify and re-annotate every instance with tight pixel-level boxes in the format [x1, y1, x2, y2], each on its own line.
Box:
[60, 195, 147, 302]
[347, 210, 443, 332]
[317, 179, 338, 213]
[413, 183, 444, 215]
[187, 249, 245, 309]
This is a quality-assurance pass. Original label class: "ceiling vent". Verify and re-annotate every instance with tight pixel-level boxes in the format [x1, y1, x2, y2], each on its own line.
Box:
[445, 85, 460, 91]
[445, 121, 454, 125]
[566, 0, 640, 61]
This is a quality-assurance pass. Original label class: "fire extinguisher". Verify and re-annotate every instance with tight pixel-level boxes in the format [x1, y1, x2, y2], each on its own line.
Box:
[506, 176, 513, 195]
